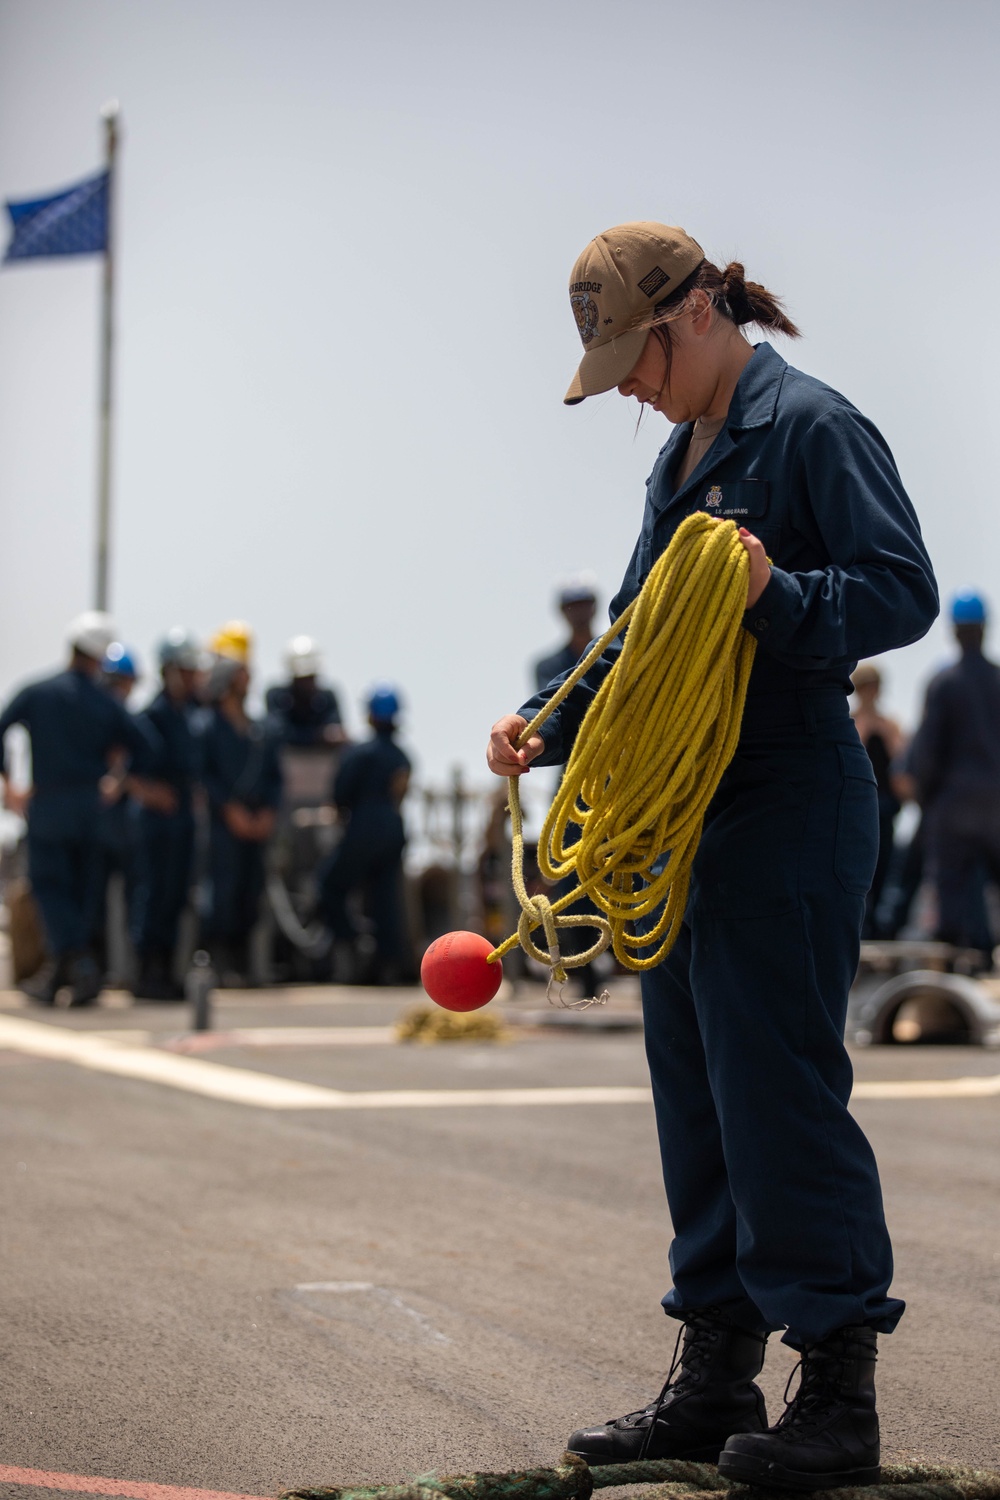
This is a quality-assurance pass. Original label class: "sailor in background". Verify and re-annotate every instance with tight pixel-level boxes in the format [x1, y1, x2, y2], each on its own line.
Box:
[130, 629, 205, 999]
[0, 613, 159, 1005]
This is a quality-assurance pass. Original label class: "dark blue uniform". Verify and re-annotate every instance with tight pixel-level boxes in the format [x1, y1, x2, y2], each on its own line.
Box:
[0, 668, 157, 958]
[318, 729, 411, 967]
[910, 650, 1000, 950]
[197, 708, 282, 956]
[534, 643, 579, 695]
[130, 690, 201, 968]
[520, 343, 938, 1349]
[866, 731, 900, 937]
[265, 683, 343, 746]
[91, 772, 134, 974]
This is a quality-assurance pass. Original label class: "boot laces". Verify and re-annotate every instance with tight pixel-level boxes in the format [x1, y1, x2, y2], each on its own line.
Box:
[632, 1309, 725, 1457]
[776, 1350, 846, 1435]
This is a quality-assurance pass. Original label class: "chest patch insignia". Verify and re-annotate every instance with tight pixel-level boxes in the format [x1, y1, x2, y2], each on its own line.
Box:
[705, 485, 723, 509]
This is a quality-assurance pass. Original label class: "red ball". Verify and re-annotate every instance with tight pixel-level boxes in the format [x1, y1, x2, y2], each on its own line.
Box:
[421, 930, 503, 1011]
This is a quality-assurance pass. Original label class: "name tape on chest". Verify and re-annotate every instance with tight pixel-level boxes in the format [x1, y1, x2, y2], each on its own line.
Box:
[704, 484, 749, 518]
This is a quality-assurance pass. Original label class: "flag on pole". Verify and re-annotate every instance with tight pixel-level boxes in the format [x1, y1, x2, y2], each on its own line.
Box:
[3, 170, 109, 263]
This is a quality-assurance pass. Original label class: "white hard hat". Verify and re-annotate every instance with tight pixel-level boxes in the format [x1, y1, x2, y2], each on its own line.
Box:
[286, 635, 322, 678]
[557, 571, 599, 607]
[68, 611, 117, 662]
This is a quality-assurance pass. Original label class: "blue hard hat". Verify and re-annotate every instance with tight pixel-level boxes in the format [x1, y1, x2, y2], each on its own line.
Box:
[367, 684, 401, 721]
[102, 642, 139, 678]
[951, 591, 988, 625]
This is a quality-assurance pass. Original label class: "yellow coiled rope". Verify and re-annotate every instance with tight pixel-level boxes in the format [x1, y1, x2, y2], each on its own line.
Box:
[489, 512, 757, 979]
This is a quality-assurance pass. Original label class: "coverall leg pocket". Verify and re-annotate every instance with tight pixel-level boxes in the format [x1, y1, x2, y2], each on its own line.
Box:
[834, 745, 879, 897]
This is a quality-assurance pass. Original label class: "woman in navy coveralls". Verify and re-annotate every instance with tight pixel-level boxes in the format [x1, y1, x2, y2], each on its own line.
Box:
[487, 223, 938, 1492]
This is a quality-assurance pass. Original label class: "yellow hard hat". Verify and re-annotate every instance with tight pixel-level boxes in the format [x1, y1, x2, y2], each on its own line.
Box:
[211, 619, 253, 664]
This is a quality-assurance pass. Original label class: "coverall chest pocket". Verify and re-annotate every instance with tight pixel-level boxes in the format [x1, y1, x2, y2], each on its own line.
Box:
[696, 478, 779, 556]
[834, 744, 879, 896]
[696, 479, 770, 525]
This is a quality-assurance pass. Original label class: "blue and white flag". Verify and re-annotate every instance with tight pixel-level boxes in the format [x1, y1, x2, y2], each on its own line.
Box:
[3, 170, 109, 263]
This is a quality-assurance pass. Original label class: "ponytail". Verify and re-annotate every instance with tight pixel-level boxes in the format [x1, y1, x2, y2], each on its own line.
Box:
[719, 261, 800, 338]
[652, 258, 801, 339]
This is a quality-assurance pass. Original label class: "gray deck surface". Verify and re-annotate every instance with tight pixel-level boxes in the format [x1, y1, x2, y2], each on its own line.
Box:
[0, 983, 997, 1497]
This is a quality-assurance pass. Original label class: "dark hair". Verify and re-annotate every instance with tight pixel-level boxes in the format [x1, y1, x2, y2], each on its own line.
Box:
[648, 259, 799, 380]
[658, 259, 799, 337]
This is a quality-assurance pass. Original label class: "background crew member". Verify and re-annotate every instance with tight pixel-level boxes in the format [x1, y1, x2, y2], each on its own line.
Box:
[487, 222, 937, 1490]
[265, 636, 347, 747]
[534, 575, 599, 693]
[534, 575, 603, 996]
[130, 629, 204, 999]
[210, 619, 254, 668]
[851, 662, 905, 937]
[197, 653, 281, 985]
[0, 613, 160, 1006]
[316, 686, 411, 985]
[910, 591, 1000, 961]
[91, 643, 142, 982]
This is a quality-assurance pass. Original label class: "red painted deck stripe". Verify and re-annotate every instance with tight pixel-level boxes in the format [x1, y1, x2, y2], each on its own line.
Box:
[0, 1464, 272, 1500]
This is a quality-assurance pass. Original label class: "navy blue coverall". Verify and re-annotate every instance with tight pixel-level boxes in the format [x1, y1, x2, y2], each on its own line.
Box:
[130, 690, 201, 967]
[519, 343, 938, 1349]
[0, 668, 157, 958]
[197, 709, 282, 952]
[318, 729, 411, 965]
[265, 684, 343, 746]
[91, 774, 134, 969]
[910, 649, 1000, 951]
[535, 643, 579, 695]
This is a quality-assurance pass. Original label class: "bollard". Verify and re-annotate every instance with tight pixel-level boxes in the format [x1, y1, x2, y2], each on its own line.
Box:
[186, 949, 214, 1032]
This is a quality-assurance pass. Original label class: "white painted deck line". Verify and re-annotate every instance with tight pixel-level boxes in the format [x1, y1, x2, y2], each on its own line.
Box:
[852, 1073, 1000, 1099]
[0, 1014, 648, 1109]
[165, 1025, 396, 1051]
[0, 1014, 342, 1108]
[1, 1013, 997, 1108]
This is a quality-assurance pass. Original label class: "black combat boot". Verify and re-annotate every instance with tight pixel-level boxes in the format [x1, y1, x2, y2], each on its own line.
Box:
[718, 1325, 880, 1491]
[21, 955, 70, 1005]
[67, 951, 102, 1007]
[132, 949, 184, 1001]
[567, 1308, 768, 1466]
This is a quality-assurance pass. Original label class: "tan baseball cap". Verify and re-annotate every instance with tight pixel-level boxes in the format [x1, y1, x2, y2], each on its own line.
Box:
[563, 222, 704, 405]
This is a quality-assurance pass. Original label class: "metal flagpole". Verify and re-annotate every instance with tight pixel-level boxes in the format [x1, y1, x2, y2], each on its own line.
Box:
[94, 99, 119, 613]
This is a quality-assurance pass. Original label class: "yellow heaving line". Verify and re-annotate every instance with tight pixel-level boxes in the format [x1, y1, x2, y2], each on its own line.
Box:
[490, 512, 757, 978]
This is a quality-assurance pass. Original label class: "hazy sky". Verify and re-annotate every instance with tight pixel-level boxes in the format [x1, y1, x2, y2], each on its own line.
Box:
[1, 0, 998, 793]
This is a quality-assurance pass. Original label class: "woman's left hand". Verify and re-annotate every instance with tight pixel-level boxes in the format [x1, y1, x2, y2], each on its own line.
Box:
[738, 528, 771, 608]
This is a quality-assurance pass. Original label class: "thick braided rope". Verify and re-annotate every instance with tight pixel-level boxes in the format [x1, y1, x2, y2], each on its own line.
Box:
[280, 1452, 1000, 1500]
[489, 512, 756, 976]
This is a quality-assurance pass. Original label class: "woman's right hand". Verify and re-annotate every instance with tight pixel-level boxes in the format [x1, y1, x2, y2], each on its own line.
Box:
[487, 714, 545, 778]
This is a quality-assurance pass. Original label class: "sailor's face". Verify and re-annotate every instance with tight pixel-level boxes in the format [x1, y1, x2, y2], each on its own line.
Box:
[617, 294, 722, 423]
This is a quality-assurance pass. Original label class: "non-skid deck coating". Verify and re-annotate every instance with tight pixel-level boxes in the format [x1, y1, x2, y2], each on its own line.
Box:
[1, 986, 999, 1496]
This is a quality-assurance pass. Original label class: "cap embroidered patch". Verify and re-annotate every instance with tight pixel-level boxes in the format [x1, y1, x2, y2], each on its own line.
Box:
[571, 291, 600, 345]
